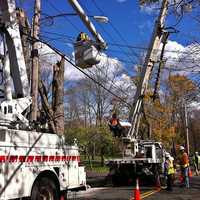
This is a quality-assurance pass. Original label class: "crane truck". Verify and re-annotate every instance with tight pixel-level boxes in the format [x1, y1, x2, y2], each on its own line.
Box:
[106, 0, 169, 186]
[0, 0, 89, 199]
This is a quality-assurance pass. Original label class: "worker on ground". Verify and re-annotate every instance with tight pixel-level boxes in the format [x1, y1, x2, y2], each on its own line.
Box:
[179, 146, 190, 188]
[76, 32, 90, 42]
[164, 152, 175, 191]
[108, 113, 122, 137]
[192, 152, 200, 176]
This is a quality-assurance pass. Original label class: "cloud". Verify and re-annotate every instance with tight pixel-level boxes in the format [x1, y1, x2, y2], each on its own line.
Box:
[162, 41, 200, 75]
[39, 44, 126, 83]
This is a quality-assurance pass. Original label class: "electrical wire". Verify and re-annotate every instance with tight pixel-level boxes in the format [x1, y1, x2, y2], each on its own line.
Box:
[92, 0, 140, 60]
[46, 0, 81, 32]
[25, 33, 132, 108]
[78, 0, 138, 65]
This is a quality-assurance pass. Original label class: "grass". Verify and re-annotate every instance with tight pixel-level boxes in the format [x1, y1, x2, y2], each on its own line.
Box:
[81, 159, 109, 174]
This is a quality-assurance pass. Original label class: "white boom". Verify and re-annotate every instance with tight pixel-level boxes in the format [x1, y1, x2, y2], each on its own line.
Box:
[126, 0, 169, 142]
[68, 0, 106, 50]
[0, 1, 86, 199]
[0, 0, 31, 128]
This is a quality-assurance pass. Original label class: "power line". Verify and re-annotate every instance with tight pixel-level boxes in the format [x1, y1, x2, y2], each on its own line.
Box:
[40, 33, 200, 65]
[41, 29, 199, 55]
[78, 0, 138, 65]
[92, 0, 140, 60]
[25, 33, 132, 108]
[46, 0, 81, 32]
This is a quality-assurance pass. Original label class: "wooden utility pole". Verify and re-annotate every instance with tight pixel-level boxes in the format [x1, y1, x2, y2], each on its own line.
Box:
[128, 0, 169, 139]
[185, 103, 190, 155]
[31, 0, 41, 122]
[52, 57, 65, 135]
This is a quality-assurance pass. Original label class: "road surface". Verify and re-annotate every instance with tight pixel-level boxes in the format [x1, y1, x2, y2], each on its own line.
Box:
[66, 176, 200, 200]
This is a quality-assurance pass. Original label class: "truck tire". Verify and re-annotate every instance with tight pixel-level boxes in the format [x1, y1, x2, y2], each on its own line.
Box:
[31, 177, 59, 200]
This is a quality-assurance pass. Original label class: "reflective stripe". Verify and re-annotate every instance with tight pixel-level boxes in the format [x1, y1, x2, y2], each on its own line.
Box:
[0, 155, 80, 163]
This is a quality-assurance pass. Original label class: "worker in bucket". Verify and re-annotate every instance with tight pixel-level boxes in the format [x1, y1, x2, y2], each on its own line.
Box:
[108, 113, 122, 137]
[179, 146, 190, 188]
[76, 32, 90, 42]
[192, 152, 200, 176]
[164, 152, 175, 191]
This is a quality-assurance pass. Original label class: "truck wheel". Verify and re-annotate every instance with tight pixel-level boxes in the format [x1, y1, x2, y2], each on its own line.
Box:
[31, 177, 59, 200]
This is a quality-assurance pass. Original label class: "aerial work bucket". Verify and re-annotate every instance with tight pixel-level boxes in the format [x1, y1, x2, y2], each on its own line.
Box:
[74, 40, 101, 69]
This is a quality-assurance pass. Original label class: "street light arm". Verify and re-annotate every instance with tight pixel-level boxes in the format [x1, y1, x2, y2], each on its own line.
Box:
[67, 0, 107, 49]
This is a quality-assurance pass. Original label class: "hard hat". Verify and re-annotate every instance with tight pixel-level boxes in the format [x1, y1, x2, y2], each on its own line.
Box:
[195, 151, 198, 154]
[165, 152, 170, 158]
[141, 150, 144, 154]
[180, 146, 185, 150]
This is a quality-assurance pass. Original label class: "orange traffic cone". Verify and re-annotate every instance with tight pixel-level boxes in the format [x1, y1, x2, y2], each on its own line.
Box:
[134, 178, 141, 200]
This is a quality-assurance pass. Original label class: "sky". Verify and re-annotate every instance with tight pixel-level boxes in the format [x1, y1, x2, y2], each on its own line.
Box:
[16, 0, 200, 80]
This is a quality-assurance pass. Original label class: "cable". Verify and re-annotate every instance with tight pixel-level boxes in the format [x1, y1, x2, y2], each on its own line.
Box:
[25, 33, 132, 108]
[79, 0, 138, 65]
[41, 29, 198, 55]
[40, 33, 200, 64]
[46, 0, 81, 32]
[92, 0, 139, 59]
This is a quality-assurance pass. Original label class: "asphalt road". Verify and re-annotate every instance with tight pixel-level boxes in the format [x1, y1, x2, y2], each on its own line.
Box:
[66, 176, 200, 200]
[146, 176, 200, 200]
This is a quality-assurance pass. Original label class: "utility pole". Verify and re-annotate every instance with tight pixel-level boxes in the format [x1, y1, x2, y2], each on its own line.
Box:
[128, 0, 169, 140]
[185, 103, 190, 155]
[31, 0, 41, 122]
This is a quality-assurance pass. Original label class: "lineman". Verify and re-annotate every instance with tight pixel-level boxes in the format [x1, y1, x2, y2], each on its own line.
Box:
[76, 32, 90, 42]
[108, 113, 122, 137]
[179, 146, 190, 188]
[164, 152, 175, 191]
[192, 152, 200, 176]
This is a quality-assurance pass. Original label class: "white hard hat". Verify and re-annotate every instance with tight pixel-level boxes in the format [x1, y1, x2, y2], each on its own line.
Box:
[195, 152, 198, 154]
[180, 146, 185, 150]
[165, 152, 170, 158]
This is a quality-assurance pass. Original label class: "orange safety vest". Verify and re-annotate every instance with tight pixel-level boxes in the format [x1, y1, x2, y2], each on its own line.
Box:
[181, 152, 189, 168]
[110, 118, 118, 126]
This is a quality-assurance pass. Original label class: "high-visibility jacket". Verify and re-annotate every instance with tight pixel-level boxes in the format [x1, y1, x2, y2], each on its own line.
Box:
[110, 118, 119, 126]
[166, 159, 175, 175]
[77, 32, 90, 42]
[180, 152, 189, 168]
[192, 155, 200, 165]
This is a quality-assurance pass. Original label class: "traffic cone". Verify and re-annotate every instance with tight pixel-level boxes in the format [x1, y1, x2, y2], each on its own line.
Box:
[134, 178, 141, 200]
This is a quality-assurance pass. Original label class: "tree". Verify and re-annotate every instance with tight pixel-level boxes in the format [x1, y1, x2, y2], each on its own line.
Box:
[143, 74, 199, 151]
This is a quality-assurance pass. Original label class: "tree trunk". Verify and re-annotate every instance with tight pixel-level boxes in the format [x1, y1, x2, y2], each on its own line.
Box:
[38, 78, 56, 133]
[52, 57, 65, 135]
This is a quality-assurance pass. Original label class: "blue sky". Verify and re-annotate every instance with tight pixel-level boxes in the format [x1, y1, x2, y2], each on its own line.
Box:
[17, 0, 200, 74]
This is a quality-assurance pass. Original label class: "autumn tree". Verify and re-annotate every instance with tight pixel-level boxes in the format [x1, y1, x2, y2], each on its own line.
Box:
[144, 74, 199, 151]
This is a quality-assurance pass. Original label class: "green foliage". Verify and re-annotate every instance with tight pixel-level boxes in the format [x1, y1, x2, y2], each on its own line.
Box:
[64, 124, 120, 160]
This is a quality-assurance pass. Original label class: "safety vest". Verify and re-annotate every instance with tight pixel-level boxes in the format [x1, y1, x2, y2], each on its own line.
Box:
[80, 33, 89, 41]
[167, 160, 175, 175]
[111, 118, 118, 126]
[193, 155, 200, 164]
[181, 152, 189, 168]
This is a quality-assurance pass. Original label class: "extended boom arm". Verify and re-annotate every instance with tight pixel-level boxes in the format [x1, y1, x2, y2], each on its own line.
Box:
[126, 0, 169, 142]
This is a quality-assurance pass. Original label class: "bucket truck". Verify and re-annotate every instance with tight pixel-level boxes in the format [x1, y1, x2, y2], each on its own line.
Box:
[68, 0, 107, 69]
[106, 0, 169, 186]
[0, 1, 86, 199]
